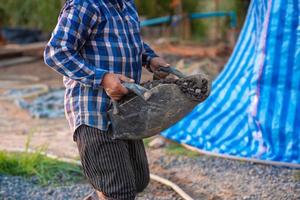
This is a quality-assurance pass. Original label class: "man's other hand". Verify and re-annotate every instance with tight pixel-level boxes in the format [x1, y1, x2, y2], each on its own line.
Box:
[150, 57, 170, 79]
[102, 73, 134, 101]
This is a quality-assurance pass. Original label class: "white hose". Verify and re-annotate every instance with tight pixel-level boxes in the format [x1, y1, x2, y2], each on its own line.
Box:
[150, 173, 194, 200]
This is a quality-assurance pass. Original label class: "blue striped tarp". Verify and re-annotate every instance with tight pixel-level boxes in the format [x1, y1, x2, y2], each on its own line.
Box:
[162, 0, 300, 165]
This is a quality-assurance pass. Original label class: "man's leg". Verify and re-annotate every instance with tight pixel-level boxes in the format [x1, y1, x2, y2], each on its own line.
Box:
[127, 140, 150, 193]
[74, 125, 137, 200]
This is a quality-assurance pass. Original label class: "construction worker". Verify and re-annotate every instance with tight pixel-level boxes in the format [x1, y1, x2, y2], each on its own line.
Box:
[44, 0, 169, 199]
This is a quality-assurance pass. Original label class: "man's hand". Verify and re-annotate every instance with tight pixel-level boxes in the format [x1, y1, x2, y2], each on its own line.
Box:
[150, 57, 170, 79]
[102, 73, 134, 101]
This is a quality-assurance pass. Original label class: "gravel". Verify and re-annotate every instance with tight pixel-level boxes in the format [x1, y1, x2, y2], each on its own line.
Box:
[1, 146, 299, 200]
[142, 76, 209, 102]
[0, 175, 92, 200]
[1, 153, 299, 200]
[0, 175, 182, 200]
[148, 148, 300, 200]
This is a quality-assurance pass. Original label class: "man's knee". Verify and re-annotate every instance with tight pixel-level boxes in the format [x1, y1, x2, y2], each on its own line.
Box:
[136, 173, 150, 193]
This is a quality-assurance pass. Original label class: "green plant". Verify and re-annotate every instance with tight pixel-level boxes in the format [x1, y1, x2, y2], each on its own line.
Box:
[0, 151, 84, 186]
[0, 0, 62, 31]
[165, 142, 199, 158]
[135, 0, 172, 18]
[143, 137, 152, 148]
[0, 0, 248, 41]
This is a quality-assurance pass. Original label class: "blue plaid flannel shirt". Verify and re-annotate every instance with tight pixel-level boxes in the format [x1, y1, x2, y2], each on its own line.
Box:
[44, 0, 158, 132]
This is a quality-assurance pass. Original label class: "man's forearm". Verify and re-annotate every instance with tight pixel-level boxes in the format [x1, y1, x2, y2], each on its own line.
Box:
[142, 42, 159, 71]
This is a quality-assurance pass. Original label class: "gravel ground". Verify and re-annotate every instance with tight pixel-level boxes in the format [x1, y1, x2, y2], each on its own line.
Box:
[0, 175, 182, 200]
[1, 150, 299, 200]
[147, 148, 300, 200]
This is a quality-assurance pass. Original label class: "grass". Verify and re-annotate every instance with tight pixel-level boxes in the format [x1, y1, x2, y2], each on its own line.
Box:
[143, 137, 152, 148]
[0, 150, 84, 186]
[165, 142, 199, 158]
[144, 137, 199, 158]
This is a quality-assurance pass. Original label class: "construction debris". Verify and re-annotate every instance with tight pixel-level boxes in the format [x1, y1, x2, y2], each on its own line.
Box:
[0, 84, 48, 100]
[0, 42, 46, 59]
[0, 48, 22, 59]
[0, 56, 38, 68]
[15, 89, 65, 118]
[153, 43, 231, 58]
[1, 28, 47, 44]
[0, 42, 46, 68]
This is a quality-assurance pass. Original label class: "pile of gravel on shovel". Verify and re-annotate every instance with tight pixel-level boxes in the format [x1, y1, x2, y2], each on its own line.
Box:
[142, 77, 209, 101]
[120, 75, 209, 104]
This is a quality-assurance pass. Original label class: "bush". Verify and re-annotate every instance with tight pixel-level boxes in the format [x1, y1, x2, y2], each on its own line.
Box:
[0, 0, 249, 41]
[0, 0, 62, 32]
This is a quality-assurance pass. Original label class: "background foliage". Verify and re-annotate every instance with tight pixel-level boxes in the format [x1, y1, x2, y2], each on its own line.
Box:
[135, 0, 249, 41]
[0, 0, 249, 40]
[0, 0, 62, 32]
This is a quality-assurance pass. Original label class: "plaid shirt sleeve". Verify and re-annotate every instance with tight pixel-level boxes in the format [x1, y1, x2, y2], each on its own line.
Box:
[142, 42, 158, 72]
[44, 3, 107, 89]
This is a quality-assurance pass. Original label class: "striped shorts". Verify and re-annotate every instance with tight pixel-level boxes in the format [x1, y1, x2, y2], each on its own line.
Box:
[74, 125, 150, 200]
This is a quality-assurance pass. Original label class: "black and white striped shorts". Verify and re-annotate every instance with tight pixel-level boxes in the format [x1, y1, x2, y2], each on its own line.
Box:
[74, 125, 149, 200]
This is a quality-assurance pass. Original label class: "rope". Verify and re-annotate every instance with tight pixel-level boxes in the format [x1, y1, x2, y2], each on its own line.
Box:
[150, 174, 194, 200]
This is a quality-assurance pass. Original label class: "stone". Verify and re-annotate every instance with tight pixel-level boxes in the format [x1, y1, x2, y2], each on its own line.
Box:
[149, 137, 167, 149]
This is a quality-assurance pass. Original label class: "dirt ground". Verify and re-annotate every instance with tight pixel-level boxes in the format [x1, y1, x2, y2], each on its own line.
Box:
[0, 59, 189, 200]
[0, 61, 74, 157]
[1, 52, 299, 200]
[0, 59, 158, 158]
[0, 46, 226, 158]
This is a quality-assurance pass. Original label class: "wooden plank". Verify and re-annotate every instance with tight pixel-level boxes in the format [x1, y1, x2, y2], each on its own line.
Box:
[4, 42, 46, 52]
[1, 42, 46, 58]
[0, 56, 38, 68]
[0, 49, 22, 59]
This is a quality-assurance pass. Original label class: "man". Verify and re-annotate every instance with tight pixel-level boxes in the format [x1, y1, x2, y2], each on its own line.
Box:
[44, 0, 169, 199]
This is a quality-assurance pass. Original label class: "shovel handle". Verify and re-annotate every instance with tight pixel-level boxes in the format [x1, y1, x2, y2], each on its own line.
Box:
[111, 83, 151, 115]
[122, 82, 152, 101]
[157, 66, 186, 78]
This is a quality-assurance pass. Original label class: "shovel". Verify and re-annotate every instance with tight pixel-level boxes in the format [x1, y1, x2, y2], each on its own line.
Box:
[108, 67, 211, 140]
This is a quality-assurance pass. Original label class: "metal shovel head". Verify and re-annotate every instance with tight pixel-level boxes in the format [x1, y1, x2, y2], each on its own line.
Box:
[108, 73, 211, 140]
